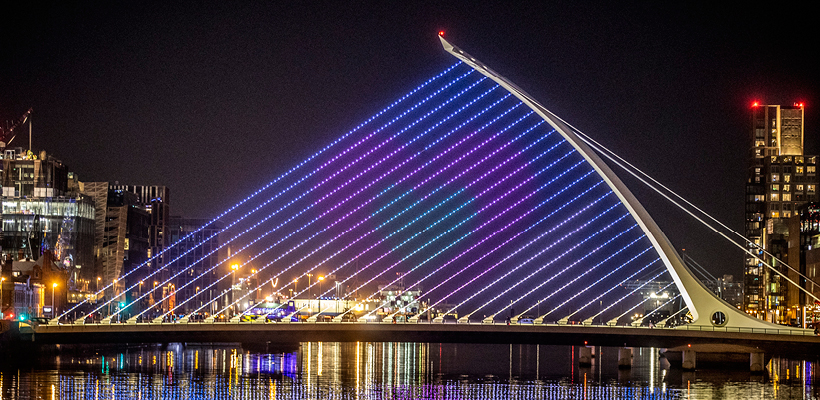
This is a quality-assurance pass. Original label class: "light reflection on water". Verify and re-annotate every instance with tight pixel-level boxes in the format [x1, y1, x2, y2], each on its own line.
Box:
[1, 342, 818, 399]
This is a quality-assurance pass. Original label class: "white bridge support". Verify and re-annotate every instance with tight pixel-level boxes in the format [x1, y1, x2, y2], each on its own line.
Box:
[439, 36, 800, 332]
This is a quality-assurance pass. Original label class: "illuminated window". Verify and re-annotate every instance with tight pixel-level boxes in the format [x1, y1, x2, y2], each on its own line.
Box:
[771, 211, 779, 218]
[809, 166, 816, 174]
[797, 185, 804, 191]
[809, 185, 816, 193]
[770, 193, 779, 201]
[771, 184, 779, 191]
[784, 174, 791, 183]
[797, 166, 804, 174]
[771, 174, 779, 182]
[797, 157, 804, 164]
[754, 195, 765, 202]
[783, 184, 790, 192]
[782, 193, 791, 201]
[783, 210, 792, 218]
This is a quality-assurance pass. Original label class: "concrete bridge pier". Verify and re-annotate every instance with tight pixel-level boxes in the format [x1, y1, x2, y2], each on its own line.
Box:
[682, 349, 697, 370]
[666, 344, 769, 372]
[750, 352, 765, 373]
[578, 346, 592, 366]
[618, 347, 632, 369]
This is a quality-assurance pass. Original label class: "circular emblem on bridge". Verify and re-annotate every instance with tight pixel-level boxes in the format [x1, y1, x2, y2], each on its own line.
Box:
[710, 311, 727, 327]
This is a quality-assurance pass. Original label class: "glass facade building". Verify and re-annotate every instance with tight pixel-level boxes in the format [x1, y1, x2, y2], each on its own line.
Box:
[1, 196, 95, 278]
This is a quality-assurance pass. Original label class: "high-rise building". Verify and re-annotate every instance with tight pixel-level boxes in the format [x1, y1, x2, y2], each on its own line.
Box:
[744, 102, 816, 324]
[108, 184, 170, 277]
[164, 216, 221, 315]
[0, 147, 94, 289]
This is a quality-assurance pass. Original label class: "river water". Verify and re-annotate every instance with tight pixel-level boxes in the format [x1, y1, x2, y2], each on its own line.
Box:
[0, 342, 817, 399]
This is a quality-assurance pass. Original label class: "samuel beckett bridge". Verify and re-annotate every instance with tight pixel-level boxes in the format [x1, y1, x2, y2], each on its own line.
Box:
[27, 37, 820, 361]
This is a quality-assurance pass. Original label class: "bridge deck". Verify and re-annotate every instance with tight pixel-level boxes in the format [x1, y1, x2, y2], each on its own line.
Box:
[28, 322, 820, 355]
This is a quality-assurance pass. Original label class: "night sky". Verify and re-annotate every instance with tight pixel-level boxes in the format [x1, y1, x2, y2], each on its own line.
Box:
[2, 2, 817, 278]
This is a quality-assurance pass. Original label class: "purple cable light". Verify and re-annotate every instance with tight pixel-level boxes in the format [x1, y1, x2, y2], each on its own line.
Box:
[59, 61, 466, 320]
[126, 80, 503, 319]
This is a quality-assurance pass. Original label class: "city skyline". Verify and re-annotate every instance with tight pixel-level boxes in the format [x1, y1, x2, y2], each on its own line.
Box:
[2, 3, 818, 278]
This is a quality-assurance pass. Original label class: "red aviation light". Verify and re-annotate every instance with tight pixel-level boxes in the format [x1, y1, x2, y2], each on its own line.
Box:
[438, 30, 445, 36]
[752, 101, 760, 107]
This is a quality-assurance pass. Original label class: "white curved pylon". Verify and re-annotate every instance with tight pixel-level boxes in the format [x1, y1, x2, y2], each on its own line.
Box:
[440, 35, 791, 331]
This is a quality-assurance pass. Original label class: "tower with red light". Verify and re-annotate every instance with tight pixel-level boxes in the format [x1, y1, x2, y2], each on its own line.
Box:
[744, 101, 816, 325]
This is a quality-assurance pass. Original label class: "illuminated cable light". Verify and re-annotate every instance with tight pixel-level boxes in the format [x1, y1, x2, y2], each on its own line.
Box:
[65, 62, 469, 319]
[277, 137, 576, 319]
[64, 63, 470, 320]
[575, 122, 820, 305]
[190, 115, 551, 318]
[367, 160, 601, 319]
[417, 178, 606, 316]
[413, 178, 606, 317]
[218, 112, 543, 316]
[491, 225, 640, 318]
[208, 103, 552, 322]
[530, 243, 653, 319]
[466, 212, 631, 318]
[327, 158, 597, 318]
[58, 61, 473, 318]
[306, 81, 500, 209]
[368, 117, 547, 224]
[377, 175, 610, 321]
[225, 115, 551, 316]
[563, 257, 660, 320]
[107, 73, 496, 318]
[164, 89, 530, 317]
[443, 203, 622, 318]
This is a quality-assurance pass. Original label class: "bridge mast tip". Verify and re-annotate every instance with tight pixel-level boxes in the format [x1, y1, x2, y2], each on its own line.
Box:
[438, 34, 455, 53]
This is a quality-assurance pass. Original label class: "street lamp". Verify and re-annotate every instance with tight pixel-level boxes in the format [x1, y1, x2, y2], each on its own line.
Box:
[318, 276, 324, 317]
[335, 281, 341, 313]
[51, 282, 58, 319]
[293, 279, 298, 293]
[251, 269, 259, 300]
[231, 264, 239, 314]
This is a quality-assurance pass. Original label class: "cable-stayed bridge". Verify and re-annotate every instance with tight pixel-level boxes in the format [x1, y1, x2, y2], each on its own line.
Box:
[27, 37, 820, 351]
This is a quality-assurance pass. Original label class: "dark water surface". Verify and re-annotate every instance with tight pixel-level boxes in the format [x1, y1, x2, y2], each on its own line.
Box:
[1, 342, 817, 399]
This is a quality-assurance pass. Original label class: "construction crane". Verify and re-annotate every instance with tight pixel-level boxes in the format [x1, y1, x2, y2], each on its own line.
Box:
[1, 107, 33, 149]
